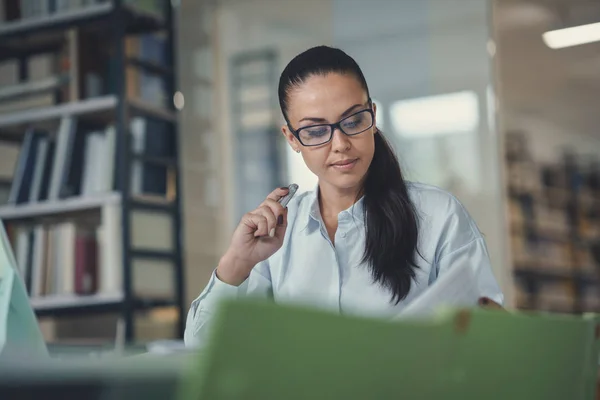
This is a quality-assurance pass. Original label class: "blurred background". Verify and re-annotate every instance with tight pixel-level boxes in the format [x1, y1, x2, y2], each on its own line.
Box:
[0, 0, 598, 348]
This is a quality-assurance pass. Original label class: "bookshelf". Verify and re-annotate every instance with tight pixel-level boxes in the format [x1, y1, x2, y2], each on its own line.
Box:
[506, 131, 600, 314]
[0, 0, 185, 343]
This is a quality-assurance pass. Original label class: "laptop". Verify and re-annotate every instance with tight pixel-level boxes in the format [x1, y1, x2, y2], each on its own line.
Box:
[0, 220, 48, 362]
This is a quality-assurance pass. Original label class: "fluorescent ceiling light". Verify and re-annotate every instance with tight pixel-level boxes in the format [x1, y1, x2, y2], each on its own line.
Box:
[390, 91, 479, 138]
[543, 22, 600, 49]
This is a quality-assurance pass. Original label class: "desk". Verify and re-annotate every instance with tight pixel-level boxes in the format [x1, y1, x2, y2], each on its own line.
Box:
[0, 352, 197, 400]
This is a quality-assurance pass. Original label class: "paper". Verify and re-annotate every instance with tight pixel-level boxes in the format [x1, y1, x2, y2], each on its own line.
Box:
[394, 262, 480, 319]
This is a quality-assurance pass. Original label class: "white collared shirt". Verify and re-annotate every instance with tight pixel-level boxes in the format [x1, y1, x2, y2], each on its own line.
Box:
[184, 182, 503, 347]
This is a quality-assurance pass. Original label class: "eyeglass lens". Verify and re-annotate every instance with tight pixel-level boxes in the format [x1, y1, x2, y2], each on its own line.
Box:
[297, 110, 373, 146]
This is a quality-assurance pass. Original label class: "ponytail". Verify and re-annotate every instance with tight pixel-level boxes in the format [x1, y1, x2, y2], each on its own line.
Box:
[361, 130, 420, 303]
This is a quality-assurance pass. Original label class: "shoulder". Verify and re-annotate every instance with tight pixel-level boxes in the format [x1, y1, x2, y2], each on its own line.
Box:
[406, 181, 482, 241]
[407, 182, 465, 212]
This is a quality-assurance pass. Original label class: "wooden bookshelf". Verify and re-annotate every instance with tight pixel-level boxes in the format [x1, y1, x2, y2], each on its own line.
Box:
[0, 0, 185, 343]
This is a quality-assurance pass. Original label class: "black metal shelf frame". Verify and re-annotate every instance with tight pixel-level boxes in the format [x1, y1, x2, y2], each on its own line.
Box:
[112, 0, 185, 341]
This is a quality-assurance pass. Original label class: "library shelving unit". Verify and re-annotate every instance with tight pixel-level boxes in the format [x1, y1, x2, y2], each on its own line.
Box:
[505, 131, 600, 315]
[0, 0, 185, 343]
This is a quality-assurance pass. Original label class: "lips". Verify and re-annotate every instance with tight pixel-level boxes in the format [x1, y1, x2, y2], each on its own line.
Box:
[330, 158, 359, 171]
[331, 158, 357, 166]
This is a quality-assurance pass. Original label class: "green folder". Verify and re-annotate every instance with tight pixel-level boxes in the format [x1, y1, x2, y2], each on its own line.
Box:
[181, 299, 600, 400]
[0, 221, 48, 362]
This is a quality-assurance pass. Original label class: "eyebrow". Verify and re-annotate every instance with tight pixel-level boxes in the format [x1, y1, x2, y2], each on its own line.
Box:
[298, 103, 365, 124]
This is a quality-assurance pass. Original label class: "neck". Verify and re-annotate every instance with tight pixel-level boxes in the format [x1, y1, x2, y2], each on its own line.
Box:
[318, 182, 361, 218]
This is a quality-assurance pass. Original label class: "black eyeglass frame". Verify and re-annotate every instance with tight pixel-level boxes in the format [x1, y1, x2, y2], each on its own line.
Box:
[288, 101, 375, 147]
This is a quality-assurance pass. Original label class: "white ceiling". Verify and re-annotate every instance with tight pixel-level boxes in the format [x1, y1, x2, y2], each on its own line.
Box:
[495, 0, 600, 136]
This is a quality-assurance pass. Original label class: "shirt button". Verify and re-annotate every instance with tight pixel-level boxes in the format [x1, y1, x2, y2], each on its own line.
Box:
[340, 232, 347, 238]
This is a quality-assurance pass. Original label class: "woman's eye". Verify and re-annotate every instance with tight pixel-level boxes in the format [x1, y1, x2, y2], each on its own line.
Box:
[343, 115, 363, 128]
[305, 127, 328, 137]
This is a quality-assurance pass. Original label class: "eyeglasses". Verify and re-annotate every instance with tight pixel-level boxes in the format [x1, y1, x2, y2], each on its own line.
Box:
[289, 108, 375, 147]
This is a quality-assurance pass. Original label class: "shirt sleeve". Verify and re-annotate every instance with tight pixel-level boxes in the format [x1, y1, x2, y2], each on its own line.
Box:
[430, 189, 505, 306]
[183, 261, 272, 347]
[435, 237, 504, 306]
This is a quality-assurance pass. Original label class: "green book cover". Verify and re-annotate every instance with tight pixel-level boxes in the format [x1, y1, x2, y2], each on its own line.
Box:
[179, 299, 600, 400]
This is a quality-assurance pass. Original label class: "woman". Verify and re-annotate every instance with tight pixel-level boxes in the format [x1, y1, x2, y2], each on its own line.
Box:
[184, 46, 503, 346]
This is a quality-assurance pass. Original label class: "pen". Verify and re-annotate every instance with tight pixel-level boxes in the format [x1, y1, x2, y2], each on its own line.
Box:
[278, 184, 298, 207]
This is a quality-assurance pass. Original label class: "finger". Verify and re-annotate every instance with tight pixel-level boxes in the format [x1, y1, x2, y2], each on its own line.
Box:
[266, 186, 290, 202]
[478, 297, 505, 311]
[260, 199, 286, 225]
[275, 207, 289, 235]
[242, 213, 269, 237]
[252, 206, 278, 237]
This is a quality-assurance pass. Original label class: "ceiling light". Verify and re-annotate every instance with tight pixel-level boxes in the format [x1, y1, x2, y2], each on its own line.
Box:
[543, 22, 600, 49]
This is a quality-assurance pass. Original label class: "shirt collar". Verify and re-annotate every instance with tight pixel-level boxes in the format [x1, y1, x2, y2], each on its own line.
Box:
[303, 185, 365, 232]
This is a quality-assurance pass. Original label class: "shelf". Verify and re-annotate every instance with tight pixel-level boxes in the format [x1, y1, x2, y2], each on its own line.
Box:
[127, 57, 173, 76]
[0, 2, 165, 39]
[128, 98, 177, 122]
[132, 153, 177, 167]
[31, 292, 123, 311]
[124, 4, 165, 34]
[128, 195, 176, 212]
[0, 95, 177, 131]
[32, 293, 175, 317]
[514, 267, 598, 285]
[0, 192, 121, 221]
[0, 75, 67, 100]
[131, 249, 176, 261]
[0, 3, 113, 39]
[0, 3, 165, 61]
[0, 95, 117, 129]
[509, 186, 600, 210]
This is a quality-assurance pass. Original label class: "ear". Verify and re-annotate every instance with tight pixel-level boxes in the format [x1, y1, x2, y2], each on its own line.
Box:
[281, 124, 301, 153]
[372, 101, 378, 129]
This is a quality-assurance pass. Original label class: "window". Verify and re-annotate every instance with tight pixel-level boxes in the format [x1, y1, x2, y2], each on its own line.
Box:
[390, 91, 479, 138]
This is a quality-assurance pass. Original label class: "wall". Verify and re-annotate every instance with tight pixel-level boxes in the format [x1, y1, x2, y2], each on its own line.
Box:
[177, 0, 223, 307]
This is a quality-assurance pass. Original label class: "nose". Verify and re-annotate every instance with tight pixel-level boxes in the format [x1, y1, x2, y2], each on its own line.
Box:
[330, 127, 351, 152]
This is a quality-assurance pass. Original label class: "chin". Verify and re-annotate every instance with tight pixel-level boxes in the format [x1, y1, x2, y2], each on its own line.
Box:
[324, 173, 365, 192]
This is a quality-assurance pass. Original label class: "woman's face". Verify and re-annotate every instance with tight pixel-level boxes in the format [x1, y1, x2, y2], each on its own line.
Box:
[282, 73, 377, 194]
